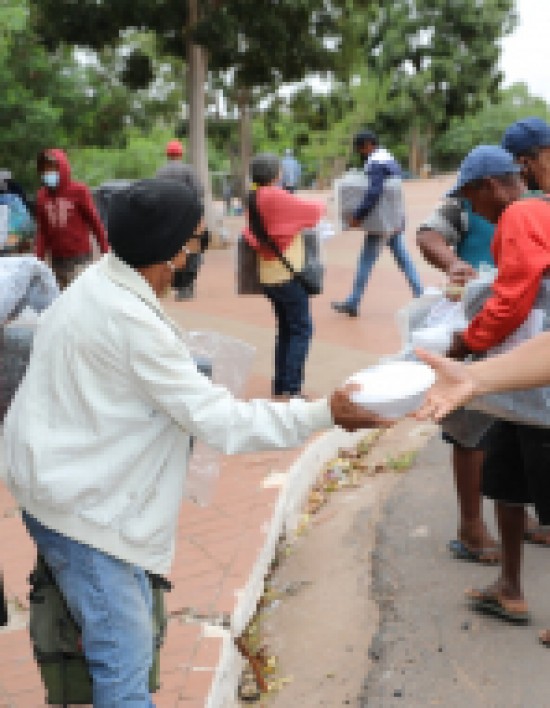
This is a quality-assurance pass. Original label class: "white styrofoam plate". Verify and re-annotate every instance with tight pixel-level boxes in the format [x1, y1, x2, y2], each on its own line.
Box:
[346, 361, 436, 419]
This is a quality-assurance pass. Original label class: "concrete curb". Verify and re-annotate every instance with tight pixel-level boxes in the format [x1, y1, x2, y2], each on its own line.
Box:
[207, 427, 367, 707]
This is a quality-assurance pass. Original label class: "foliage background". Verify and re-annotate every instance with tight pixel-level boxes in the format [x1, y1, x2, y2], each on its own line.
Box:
[1, 0, 549, 195]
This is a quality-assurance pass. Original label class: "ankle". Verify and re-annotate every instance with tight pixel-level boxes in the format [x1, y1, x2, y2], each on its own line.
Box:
[497, 578, 523, 601]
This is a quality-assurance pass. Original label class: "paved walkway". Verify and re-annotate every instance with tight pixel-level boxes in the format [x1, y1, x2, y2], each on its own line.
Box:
[0, 175, 454, 706]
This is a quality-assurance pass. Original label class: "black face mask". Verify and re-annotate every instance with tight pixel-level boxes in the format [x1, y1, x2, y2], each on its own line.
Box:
[524, 172, 540, 192]
[199, 229, 210, 253]
[172, 252, 202, 290]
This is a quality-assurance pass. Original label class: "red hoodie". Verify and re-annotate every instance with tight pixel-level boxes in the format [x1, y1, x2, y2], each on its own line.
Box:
[35, 149, 108, 259]
[463, 198, 550, 352]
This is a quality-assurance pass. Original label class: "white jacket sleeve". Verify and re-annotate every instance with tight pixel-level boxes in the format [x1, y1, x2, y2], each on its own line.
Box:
[127, 313, 333, 455]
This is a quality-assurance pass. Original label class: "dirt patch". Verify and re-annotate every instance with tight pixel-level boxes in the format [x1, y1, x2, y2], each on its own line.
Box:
[235, 420, 436, 707]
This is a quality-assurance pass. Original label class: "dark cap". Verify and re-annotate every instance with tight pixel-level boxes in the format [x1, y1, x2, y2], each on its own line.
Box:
[353, 130, 378, 149]
[108, 178, 203, 268]
[448, 145, 520, 195]
[502, 117, 550, 157]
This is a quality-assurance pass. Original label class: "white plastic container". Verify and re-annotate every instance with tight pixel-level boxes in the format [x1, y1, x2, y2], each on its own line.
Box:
[410, 324, 454, 355]
[346, 361, 436, 419]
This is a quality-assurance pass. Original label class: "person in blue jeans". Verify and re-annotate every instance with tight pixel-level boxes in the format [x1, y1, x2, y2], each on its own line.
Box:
[5, 179, 386, 705]
[243, 153, 325, 397]
[332, 130, 423, 317]
[263, 278, 312, 396]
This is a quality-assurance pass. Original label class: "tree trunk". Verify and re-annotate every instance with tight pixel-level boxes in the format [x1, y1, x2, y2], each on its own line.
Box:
[186, 0, 215, 229]
[237, 88, 252, 200]
[409, 125, 420, 176]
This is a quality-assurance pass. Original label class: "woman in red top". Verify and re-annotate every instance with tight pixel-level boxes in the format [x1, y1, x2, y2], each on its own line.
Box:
[244, 153, 325, 397]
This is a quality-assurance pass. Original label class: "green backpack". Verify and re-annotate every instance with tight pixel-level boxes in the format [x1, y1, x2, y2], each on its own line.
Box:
[28, 555, 169, 705]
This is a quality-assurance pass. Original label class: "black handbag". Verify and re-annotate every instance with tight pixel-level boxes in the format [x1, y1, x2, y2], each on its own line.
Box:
[0, 572, 7, 627]
[247, 191, 324, 296]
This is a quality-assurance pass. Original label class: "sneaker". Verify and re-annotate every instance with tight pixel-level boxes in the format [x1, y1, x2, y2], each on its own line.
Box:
[331, 300, 358, 317]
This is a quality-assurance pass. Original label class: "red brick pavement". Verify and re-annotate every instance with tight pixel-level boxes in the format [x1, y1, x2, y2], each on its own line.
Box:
[0, 175, 452, 706]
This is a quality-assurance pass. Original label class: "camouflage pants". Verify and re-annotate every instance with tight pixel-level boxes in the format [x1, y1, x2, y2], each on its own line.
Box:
[50, 254, 93, 290]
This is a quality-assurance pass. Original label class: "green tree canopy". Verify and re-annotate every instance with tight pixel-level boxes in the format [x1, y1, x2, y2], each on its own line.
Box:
[364, 0, 518, 170]
[434, 84, 550, 168]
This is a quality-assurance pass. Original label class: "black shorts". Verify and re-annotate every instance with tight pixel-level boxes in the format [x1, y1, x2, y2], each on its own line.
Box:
[482, 420, 550, 525]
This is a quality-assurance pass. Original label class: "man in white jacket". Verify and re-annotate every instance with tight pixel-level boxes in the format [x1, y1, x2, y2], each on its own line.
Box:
[4, 178, 387, 706]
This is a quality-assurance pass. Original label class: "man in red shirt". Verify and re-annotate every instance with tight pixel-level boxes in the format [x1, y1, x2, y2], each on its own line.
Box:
[449, 133, 550, 626]
[35, 149, 109, 289]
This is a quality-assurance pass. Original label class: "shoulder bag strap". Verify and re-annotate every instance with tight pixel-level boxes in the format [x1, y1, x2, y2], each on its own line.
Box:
[247, 190, 299, 278]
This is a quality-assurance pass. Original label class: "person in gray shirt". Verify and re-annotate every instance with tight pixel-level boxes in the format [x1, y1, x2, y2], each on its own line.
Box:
[156, 140, 205, 300]
[156, 139, 203, 204]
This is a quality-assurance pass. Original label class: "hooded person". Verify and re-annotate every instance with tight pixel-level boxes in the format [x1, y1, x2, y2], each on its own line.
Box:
[35, 148, 109, 289]
[4, 178, 387, 704]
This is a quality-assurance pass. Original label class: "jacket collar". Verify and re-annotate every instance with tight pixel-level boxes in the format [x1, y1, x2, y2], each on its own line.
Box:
[99, 252, 165, 318]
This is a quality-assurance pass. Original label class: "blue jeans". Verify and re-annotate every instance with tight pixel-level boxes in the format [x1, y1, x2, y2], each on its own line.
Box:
[346, 232, 423, 309]
[263, 278, 313, 395]
[23, 512, 155, 708]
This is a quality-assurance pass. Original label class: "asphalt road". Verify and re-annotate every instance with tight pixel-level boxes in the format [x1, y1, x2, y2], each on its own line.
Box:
[364, 437, 550, 708]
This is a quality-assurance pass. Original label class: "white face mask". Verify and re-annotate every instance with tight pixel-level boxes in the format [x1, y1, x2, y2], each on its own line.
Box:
[42, 171, 60, 189]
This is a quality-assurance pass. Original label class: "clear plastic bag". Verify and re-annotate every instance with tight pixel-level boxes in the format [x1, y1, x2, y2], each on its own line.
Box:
[0, 256, 59, 323]
[181, 331, 256, 506]
[410, 297, 467, 355]
[387, 288, 466, 363]
[0, 258, 58, 420]
[465, 275, 550, 427]
[441, 408, 495, 448]
[0, 309, 39, 420]
[396, 288, 445, 348]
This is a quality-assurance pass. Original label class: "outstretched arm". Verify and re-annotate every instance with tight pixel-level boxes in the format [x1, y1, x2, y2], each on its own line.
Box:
[416, 229, 476, 286]
[415, 334, 550, 421]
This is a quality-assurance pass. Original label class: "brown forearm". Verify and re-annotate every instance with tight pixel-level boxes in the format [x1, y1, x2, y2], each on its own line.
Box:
[416, 229, 459, 273]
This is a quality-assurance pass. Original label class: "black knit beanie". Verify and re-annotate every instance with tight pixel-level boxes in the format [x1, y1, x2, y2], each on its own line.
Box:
[108, 178, 203, 267]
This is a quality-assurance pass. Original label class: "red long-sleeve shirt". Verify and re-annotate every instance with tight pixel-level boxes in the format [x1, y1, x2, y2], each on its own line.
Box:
[463, 198, 550, 352]
[35, 148, 108, 260]
[243, 185, 325, 259]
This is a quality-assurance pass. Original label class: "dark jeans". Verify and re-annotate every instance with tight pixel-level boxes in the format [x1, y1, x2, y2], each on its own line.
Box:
[263, 278, 313, 395]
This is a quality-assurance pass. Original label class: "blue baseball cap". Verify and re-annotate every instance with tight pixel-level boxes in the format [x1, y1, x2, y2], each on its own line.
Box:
[502, 117, 550, 157]
[448, 144, 520, 196]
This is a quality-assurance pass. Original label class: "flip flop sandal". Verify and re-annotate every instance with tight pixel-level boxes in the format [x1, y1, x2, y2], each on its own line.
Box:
[466, 588, 531, 625]
[448, 539, 500, 565]
[539, 630, 550, 647]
